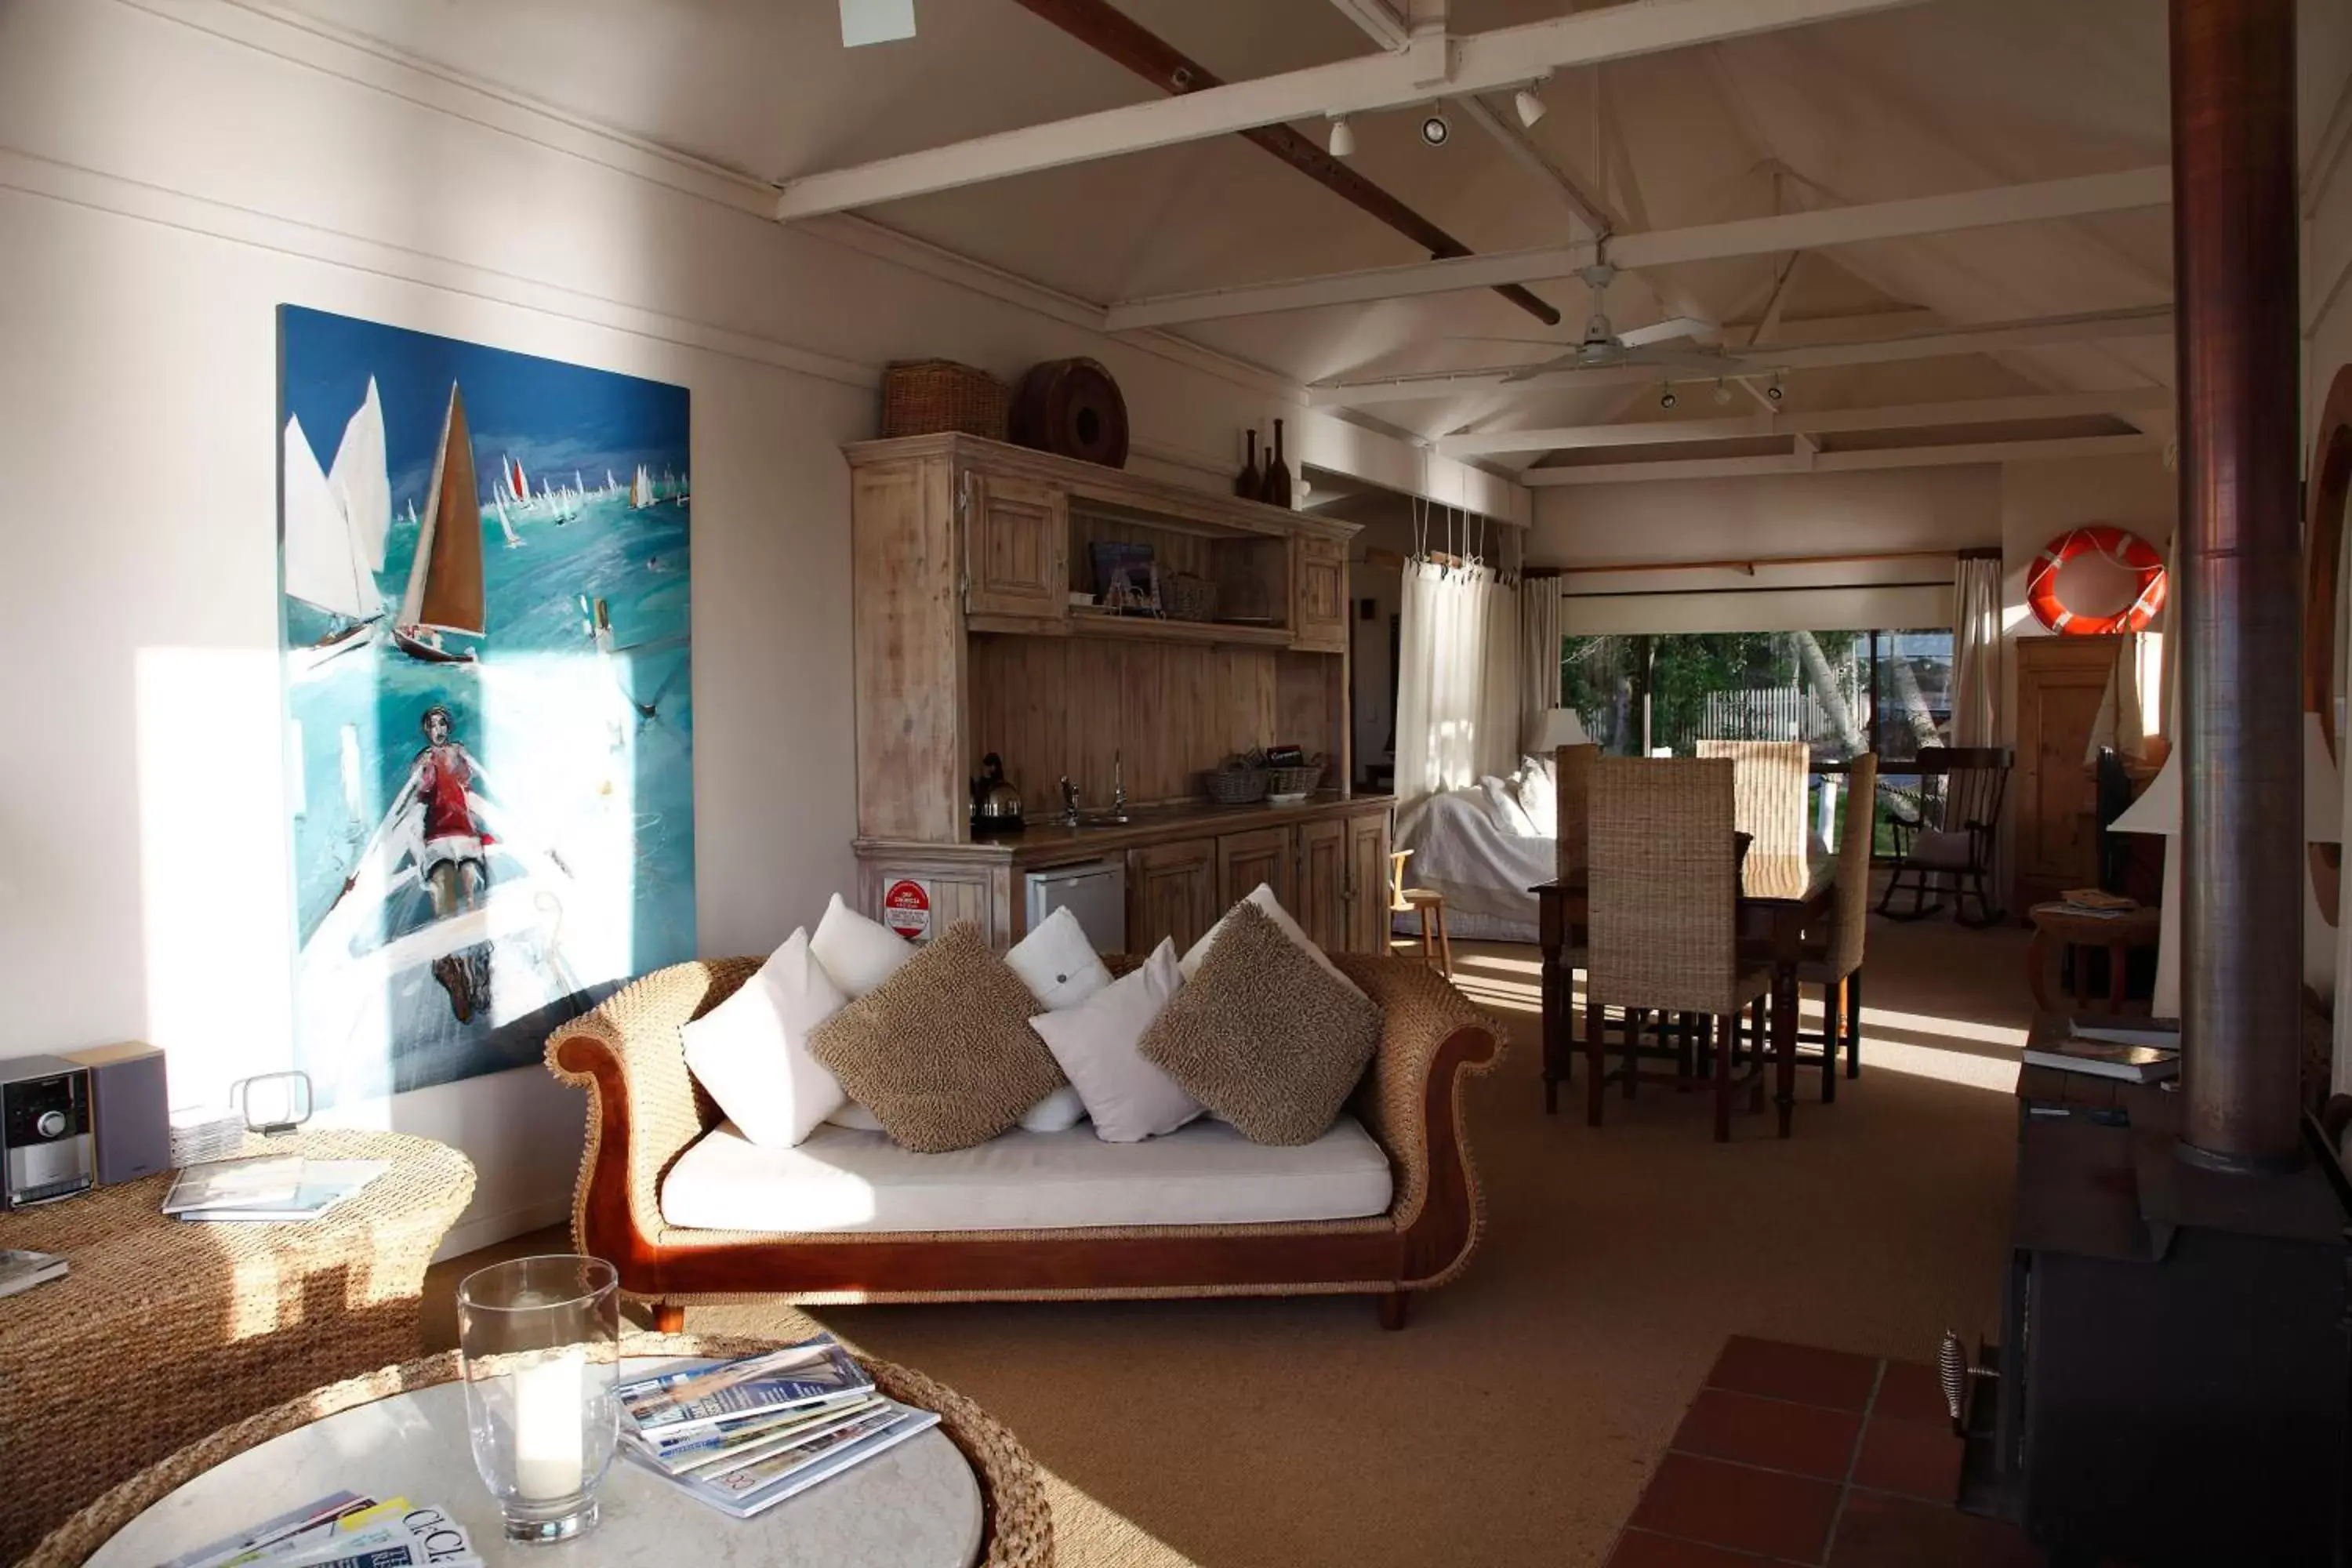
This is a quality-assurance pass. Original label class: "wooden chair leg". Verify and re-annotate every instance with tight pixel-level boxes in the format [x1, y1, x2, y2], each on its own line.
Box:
[1584, 993, 1606, 1127]
[1377, 1290, 1409, 1330]
[1714, 1007, 1734, 1142]
[1622, 1008, 1642, 1101]
[1821, 978, 1842, 1105]
[1418, 916, 1435, 967]
[1433, 903, 1453, 979]
[1846, 969, 1864, 1079]
[1748, 994, 1768, 1113]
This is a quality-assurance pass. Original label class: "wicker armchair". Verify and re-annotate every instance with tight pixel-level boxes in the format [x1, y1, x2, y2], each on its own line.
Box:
[1797, 754, 1878, 1101]
[1584, 757, 1777, 1142]
[546, 953, 1505, 1331]
[1878, 746, 2013, 926]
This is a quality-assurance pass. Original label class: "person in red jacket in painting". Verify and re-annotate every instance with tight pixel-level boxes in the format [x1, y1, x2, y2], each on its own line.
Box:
[345, 702, 499, 1022]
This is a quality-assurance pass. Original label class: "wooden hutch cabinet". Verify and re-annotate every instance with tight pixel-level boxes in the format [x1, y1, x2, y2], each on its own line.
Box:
[844, 433, 1393, 956]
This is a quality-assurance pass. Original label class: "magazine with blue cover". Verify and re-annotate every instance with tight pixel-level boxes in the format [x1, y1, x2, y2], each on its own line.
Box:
[618, 1336, 873, 1435]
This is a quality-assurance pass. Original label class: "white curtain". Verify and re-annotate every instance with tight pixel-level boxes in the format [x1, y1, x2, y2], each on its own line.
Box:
[1951, 554, 2002, 747]
[1519, 575, 1566, 753]
[1396, 559, 1519, 811]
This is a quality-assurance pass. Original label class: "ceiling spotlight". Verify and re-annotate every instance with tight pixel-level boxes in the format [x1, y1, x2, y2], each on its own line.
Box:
[1420, 113, 1451, 148]
[1660, 388, 1678, 410]
[1766, 377, 1784, 403]
[1328, 115, 1355, 158]
[1712, 379, 1733, 406]
[1513, 79, 1549, 129]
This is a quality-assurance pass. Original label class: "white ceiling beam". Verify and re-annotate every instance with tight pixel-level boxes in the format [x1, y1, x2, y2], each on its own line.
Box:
[1522, 431, 2163, 485]
[1109, 166, 2172, 328]
[2306, 65, 2352, 218]
[1452, 91, 1613, 236]
[774, 0, 1927, 218]
[1310, 305, 2176, 406]
[1439, 388, 2175, 456]
[1328, 0, 1413, 50]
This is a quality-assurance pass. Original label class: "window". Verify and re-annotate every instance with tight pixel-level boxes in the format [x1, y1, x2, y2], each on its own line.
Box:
[1560, 626, 1955, 855]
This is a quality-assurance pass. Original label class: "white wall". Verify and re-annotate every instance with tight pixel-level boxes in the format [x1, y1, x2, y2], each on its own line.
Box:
[0, 0, 1514, 1254]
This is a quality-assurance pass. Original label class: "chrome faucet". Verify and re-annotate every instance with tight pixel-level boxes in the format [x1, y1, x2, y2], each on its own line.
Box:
[1058, 775, 1080, 826]
[1110, 750, 1127, 816]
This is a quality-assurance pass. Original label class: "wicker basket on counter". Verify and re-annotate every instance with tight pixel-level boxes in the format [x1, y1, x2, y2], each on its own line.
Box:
[1268, 759, 1326, 796]
[881, 360, 1010, 441]
[1162, 571, 1219, 622]
[1203, 761, 1270, 805]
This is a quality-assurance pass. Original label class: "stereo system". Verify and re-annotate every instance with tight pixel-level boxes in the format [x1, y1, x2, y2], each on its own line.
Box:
[1, 1043, 172, 1207]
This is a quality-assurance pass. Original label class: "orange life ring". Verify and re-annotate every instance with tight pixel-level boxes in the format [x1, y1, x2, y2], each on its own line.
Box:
[2025, 525, 2168, 635]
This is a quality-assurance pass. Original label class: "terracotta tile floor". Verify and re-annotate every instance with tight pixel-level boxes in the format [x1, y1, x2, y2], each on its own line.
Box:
[1605, 1336, 2045, 1567]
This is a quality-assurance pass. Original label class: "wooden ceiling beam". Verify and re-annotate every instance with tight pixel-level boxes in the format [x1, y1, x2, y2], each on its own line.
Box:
[1004, 0, 1556, 325]
[772, 0, 1927, 218]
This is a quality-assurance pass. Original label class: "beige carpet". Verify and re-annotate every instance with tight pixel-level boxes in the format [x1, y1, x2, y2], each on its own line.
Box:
[430, 913, 2035, 1568]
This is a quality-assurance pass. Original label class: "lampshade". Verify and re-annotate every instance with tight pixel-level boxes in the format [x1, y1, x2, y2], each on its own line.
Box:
[2111, 712, 2341, 845]
[1536, 708, 1590, 750]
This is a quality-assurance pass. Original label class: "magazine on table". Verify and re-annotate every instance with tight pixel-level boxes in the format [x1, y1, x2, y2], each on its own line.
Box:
[0, 1248, 68, 1299]
[618, 1335, 872, 1435]
[170, 1160, 389, 1223]
[161, 1156, 306, 1215]
[628, 1393, 887, 1475]
[160, 1494, 480, 1568]
[2024, 1036, 2180, 1083]
[2067, 1015, 2181, 1049]
[625, 1397, 942, 1519]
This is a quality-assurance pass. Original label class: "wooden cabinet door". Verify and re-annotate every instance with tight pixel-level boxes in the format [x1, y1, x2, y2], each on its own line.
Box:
[1345, 810, 1392, 954]
[2013, 637, 2122, 911]
[1291, 534, 1348, 652]
[1127, 839, 1218, 956]
[964, 470, 1068, 622]
[1216, 826, 1294, 909]
[1296, 818, 1348, 950]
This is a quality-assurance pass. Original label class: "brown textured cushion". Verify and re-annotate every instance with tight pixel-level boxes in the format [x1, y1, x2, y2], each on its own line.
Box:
[1136, 902, 1382, 1146]
[806, 921, 1065, 1153]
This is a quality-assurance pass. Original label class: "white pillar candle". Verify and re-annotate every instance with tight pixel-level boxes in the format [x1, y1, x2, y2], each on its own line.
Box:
[511, 1348, 586, 1501]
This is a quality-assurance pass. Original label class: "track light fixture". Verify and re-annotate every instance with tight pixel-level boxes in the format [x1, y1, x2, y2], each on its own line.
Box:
[1766, 377, 1785, 403]
[1328, 115, 1355, 158]
[1513, 79, 1549, 129]
[1712, 379, 1733, 406]
[1419, 112, 1451, 147]
[1659, 387, 1678, 410]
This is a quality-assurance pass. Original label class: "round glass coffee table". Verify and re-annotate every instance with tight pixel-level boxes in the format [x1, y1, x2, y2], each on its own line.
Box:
[80, 1356, 985, 1568]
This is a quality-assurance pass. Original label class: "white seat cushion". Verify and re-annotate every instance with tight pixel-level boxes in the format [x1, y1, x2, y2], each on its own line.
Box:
[661, 1113, 1393, 1234]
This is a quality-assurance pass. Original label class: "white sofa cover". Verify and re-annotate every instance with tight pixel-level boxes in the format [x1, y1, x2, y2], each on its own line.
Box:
[660, 1114, 1394, 1235]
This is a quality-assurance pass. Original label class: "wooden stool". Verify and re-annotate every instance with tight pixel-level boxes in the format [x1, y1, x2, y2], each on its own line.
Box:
[2027, 901, 2161, 1013]
[1401, 889, 1452, 978]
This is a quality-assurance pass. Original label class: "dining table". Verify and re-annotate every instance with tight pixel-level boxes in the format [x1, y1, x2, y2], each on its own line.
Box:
[1533, 848, 1837, 1138]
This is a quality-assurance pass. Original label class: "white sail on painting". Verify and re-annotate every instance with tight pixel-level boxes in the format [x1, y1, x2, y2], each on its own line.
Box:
[326, 378, 392, 580]
[630, 463, 655, 508]
[283, 415, 372, 621]
[495, 493, 522, 548]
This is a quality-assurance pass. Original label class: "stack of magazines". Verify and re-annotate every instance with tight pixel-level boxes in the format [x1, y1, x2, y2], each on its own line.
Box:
[155, 1491, 479, 1568]
[0, 1248, 67, 1300]
[2024, 1015, 2181, 1083]
[618, 1334, 941, 1518]
[162, 1156, 388, 1223]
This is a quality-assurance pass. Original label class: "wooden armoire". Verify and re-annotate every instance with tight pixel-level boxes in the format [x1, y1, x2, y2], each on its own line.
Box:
[2011, 636, 2125, 913]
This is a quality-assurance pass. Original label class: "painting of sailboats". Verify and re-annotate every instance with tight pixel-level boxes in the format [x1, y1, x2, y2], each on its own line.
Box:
[277, 305, 693, 1107]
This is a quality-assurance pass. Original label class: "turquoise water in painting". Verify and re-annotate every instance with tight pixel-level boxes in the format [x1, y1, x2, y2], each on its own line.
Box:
[280, 305, 693, 1106]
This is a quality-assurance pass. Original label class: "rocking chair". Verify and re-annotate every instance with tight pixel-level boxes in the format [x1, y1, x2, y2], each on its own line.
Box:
[1878, 746, 2013, 927]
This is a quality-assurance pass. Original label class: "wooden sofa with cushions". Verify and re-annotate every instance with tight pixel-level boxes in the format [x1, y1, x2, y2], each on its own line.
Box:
[546, 951, 1504, 1330]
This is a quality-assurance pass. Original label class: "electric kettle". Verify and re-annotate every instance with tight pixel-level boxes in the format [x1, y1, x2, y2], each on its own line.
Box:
[971, 753, 1024, 834]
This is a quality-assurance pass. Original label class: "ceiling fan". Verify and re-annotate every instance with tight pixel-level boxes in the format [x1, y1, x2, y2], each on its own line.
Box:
[1475, 261, 1747, 383]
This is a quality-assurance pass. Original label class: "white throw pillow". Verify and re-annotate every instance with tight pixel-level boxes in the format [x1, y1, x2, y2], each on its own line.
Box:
[809, 892, 914, 997]
[1004, 906, 1113, 1012]
[1019, 1084, 1089, 1132]
[680, 929, 849, 1148]
[1482, 775, 1539, 837]
[1031, 940, 1203, 1142]
[1181, 883, 1367, 1000]
[826, 1102, 884, 1132]
[1513, 755, 1558, 836]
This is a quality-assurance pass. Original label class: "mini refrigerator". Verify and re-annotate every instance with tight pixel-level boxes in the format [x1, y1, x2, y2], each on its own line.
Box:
[1023, 859, 1127, 953]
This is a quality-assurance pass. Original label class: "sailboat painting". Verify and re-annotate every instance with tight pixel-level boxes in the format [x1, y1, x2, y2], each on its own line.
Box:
[277, 305, 694, 1106]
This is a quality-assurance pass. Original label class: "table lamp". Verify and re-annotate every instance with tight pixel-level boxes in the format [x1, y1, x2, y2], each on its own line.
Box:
[1534, 708, 1590, 752]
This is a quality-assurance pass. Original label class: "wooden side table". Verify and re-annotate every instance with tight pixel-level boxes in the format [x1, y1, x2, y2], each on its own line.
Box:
[0, 1130, 474, 1561]
[2026, 902, 2162, 1014]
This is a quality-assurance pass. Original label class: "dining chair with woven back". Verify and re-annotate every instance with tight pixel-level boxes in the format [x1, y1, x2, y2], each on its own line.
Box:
[1878, 746, 2013, 927]
[1542, 742, 1599, 1112]
[1694, 739, 1811, 863]
[1797, 753, 1877, 1102]
[1584, 756, 1777, 1142]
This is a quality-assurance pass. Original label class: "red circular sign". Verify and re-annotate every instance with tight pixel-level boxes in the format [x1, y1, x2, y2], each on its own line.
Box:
[882, 879, 931, 942]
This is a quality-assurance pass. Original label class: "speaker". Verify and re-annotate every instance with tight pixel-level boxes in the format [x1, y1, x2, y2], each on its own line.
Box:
[61, 1042, 171, 1185]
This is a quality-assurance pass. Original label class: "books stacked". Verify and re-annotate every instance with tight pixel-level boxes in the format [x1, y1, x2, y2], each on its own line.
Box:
[0, 1248, 67, 1300]
[157, 1491, 481, 1568]
[162, 1156, 388, 1222]
[618, 1334, 942, 1519]
[2050, 887, 2140, 920]
[2024, 1016, 2182, 1083]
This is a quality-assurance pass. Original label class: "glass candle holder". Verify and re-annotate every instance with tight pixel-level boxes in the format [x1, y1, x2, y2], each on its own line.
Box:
[456, 1255, 621, 1544]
